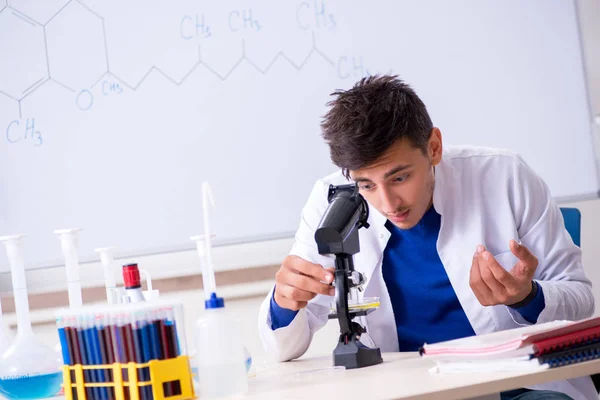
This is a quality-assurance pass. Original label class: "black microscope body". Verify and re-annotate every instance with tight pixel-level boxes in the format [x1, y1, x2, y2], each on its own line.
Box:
[314, 183, 383, 369]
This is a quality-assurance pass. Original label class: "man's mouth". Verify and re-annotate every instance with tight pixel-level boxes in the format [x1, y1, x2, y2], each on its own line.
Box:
[389, 209, 410, 223]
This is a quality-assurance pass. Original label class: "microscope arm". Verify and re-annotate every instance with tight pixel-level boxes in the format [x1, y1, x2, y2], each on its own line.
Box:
[334, 257, 352, 337]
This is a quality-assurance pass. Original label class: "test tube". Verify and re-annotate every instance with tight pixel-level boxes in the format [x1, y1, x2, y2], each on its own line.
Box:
[95, 247, 118, 305]
[55, 229, 83, 308]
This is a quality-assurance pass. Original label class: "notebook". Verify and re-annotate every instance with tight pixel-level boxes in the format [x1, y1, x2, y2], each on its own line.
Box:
[422, 316, 600, 374]
[430, 356, 548, 374]
[538, 342, 600, 368]
[420, 316, 600, 358]
[430, 341, 600, 374]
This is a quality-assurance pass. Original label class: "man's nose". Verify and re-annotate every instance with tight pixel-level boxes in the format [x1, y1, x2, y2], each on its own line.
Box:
[380, 187, 400, 214]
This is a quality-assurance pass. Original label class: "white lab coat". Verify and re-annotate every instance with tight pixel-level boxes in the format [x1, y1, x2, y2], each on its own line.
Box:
[258, 146, 596, 399]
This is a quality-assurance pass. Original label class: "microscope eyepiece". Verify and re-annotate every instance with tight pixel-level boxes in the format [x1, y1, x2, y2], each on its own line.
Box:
[314, 184, 369, 256]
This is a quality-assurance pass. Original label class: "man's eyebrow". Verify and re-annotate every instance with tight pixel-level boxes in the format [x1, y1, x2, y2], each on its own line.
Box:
[383, 164, 411, 179]
[352, 164, 412, 183]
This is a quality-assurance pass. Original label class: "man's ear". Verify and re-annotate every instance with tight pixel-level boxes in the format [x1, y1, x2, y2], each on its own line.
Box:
[429, 128, 443, 166]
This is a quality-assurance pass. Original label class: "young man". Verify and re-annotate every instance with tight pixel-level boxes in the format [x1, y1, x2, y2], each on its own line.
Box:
[258, 75, 595, 399]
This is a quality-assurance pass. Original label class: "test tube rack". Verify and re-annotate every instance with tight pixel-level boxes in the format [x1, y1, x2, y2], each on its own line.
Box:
[62, 355, 194, 400]
[56, 300, 193, 400]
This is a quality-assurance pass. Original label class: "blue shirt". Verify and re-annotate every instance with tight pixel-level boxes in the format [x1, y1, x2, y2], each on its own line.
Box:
[270, 206, 545, 342]
[382, 207, 475, 350]
[270, 292, 298, 329]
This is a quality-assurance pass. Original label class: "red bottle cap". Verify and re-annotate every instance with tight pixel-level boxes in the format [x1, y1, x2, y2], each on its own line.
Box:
[122, 263, 141, 289]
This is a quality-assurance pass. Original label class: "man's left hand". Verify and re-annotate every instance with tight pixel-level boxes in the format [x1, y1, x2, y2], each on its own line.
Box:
[469, 240, 539, 306]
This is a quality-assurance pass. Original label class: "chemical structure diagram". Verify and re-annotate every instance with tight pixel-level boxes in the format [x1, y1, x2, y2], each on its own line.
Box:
[0, 0, 376, 148]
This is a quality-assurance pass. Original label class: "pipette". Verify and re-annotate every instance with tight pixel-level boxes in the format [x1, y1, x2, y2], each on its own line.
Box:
[0, 235, 62, 399]
[55, 228, 83, 308]
[95, 246, 118, 305]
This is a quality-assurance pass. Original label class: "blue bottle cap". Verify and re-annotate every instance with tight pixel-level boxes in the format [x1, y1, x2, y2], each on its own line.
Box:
[205, 292, 224, 309]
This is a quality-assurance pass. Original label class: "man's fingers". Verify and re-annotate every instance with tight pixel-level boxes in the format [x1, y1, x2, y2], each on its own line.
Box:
[286, 271, 335, 296]
[470, 252, 493, 305]
[477, 253, 506, 296]
[509, 240, 538, 267]
[277, 283, 316, 302]
[286, 255, 334, 284]
[323, 267, 336, 284]
[469, 243, 538, 306]
[274, 257, 337, 311]
[469, 253, 481, 289]
[509, 240, 538, 279]
[481, 251, 515, 287]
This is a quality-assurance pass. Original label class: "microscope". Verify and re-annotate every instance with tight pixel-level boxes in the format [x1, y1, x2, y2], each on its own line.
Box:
[314, 183, 383, 369]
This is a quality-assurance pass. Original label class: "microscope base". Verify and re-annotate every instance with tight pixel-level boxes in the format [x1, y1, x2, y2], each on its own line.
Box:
[333, 338, 383, 369]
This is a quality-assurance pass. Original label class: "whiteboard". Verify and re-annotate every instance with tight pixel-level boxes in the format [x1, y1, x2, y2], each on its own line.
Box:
[0, 0, 598, 271]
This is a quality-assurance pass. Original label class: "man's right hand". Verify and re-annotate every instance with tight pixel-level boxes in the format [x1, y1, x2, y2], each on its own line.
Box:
[274, 255, 335, 311]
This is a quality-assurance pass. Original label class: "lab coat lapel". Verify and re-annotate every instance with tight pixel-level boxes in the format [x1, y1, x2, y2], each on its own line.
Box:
[354, 201, 388, 289]
[354, 201, 399, 351]
[433, 154, 498, 335]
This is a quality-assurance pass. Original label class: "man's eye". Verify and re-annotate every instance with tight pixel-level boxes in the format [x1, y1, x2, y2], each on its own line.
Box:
[395, 174, 409, 183]
[358, 183, 374, 191]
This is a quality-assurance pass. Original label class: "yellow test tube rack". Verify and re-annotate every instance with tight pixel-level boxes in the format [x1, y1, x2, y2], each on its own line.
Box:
[62, 355, 195, 400]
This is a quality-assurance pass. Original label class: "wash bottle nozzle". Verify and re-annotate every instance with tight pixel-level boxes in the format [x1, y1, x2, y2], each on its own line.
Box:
[190, 234, 216, 300]
[191, 182, 224, 309]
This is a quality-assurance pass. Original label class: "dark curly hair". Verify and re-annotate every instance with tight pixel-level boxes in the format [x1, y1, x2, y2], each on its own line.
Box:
[321, 75, 434, 178]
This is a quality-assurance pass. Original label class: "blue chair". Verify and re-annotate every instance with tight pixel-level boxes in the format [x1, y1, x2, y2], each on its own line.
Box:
[560, 207, 581, 247]
[560, 207, 600, 392]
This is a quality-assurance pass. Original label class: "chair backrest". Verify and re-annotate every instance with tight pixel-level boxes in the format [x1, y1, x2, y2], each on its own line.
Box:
[559, 207, 599, 391]
[560, 207, 581, 247]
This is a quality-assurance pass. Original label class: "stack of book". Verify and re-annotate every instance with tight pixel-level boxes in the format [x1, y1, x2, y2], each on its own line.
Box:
[420, 317, 600, 373]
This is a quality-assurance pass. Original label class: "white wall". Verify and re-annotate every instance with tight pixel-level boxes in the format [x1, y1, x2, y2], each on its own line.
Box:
[566, 0, 600, 317]
[2, 0, 600, 368]
[578, 0, 600, 110]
